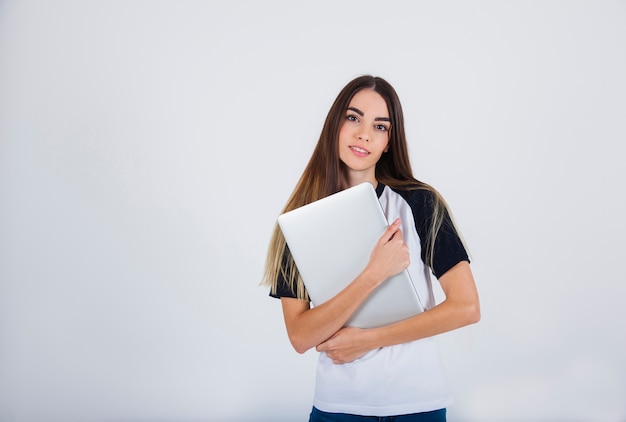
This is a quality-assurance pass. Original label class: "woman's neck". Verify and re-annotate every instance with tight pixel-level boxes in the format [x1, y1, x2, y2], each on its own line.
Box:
[346, 171, 378, 189]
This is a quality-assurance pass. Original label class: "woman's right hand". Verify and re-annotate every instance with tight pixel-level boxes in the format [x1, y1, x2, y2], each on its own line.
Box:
[365, 218, 410, 284]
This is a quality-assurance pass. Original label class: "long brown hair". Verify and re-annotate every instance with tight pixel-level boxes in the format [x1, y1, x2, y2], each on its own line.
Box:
[262, 75, 459, 299]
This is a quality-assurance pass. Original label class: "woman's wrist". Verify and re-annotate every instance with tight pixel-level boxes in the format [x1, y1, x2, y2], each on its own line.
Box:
[361, 326, 381, 351]
[360, 264, 386, 289]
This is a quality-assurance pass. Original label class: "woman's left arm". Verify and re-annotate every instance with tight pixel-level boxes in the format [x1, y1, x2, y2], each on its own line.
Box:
[316, 260, 480, 364]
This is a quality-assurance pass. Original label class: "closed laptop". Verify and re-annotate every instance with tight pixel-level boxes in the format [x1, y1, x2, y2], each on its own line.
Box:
[277, 182, 424, 329]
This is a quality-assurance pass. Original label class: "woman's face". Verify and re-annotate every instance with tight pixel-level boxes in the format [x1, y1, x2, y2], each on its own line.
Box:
[338, 89, 391, 186]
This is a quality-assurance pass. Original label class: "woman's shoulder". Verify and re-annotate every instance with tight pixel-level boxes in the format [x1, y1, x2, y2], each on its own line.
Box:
[386, 184, 437, 212]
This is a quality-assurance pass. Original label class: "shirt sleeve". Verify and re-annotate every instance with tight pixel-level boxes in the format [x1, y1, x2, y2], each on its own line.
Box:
[409, 189, 470, 279]
[269, 250, 299, 299]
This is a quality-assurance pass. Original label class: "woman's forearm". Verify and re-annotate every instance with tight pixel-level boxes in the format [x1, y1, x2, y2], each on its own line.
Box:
[366, 295, 480, 350]
[367, 261, 480, 349]
[282, 266, 383, 353]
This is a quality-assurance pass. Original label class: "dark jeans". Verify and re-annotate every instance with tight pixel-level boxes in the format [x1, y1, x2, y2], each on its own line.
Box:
[309, 407, 446, 422]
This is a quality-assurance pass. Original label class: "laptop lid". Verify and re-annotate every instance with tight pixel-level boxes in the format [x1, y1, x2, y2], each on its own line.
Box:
[277, 182, 424, 329]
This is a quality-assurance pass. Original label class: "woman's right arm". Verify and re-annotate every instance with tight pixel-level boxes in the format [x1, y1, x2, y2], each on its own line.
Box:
[280, 218, 409, 354]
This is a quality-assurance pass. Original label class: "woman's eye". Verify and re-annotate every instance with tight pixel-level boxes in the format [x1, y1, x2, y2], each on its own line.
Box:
[376, 124, 389, 132]
[346, 114, 359, 122]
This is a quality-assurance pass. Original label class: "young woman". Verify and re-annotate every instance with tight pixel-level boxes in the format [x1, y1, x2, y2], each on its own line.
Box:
[262, 75, 480, 421]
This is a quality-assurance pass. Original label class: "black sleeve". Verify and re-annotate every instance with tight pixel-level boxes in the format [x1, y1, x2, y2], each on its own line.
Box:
[268, 249, 299, 299]
[407, 189, 470, 279]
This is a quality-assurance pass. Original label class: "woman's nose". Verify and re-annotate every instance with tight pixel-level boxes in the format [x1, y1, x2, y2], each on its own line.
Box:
[357, 129, 370, 142]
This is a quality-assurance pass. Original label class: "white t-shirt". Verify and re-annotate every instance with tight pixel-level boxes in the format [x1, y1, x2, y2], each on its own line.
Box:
[312, 185, 467, 416]
[272, 183, 469, 416]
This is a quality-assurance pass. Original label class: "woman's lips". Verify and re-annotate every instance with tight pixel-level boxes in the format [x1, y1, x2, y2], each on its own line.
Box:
[350, 146, 370, 157]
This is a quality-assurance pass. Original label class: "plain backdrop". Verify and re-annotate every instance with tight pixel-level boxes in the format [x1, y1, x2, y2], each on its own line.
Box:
[1, 1, 625, 421]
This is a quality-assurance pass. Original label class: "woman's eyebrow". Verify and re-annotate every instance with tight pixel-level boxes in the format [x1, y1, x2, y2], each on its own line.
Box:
[347, 106, 390, 122]
[347, 106, 364, 116]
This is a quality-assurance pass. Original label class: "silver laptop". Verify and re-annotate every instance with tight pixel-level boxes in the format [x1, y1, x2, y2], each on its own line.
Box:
[277, 182, 424, 329]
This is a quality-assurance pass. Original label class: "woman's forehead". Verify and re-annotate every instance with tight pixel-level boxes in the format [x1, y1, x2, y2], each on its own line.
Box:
[347, 89, 390, 118]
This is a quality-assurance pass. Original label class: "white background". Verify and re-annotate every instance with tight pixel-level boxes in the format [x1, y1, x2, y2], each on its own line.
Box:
[1, 1, 625, 421]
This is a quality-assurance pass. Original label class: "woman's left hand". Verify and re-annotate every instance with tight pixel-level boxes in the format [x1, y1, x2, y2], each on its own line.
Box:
[315, 327, 372, 364]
